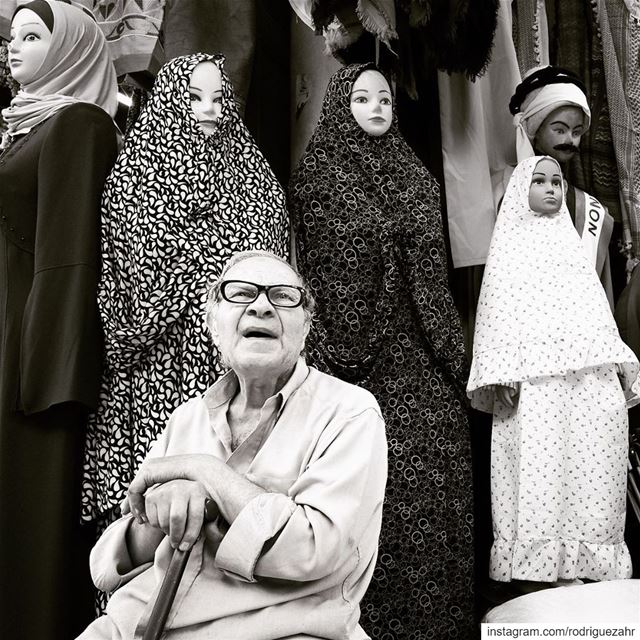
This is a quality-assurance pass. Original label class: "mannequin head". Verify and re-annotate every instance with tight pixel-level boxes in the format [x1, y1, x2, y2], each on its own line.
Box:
[8, 8, 52, 85]
[190, 61, 223, 136]
[528, 157, 563, 214]
[349, 69, 392, 137]
[533, 105, 585, 164]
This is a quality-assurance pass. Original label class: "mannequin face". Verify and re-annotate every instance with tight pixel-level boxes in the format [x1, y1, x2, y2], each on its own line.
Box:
[529, 158, 563, 214]
[189, 62, 223, 136]
[534, 105, 585, 164]
[350, 70, 392, 137]
[8, 9, 52, 85]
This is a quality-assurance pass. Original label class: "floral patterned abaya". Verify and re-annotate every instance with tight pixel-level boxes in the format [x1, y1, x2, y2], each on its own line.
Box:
[82, 54, 288, 524]
[289, 63, 475, 639]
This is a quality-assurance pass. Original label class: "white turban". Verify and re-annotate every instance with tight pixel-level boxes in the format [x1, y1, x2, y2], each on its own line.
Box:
[513, 83, 591, 162]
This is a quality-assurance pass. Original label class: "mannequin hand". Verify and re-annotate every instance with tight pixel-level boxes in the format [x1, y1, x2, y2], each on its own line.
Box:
[495, 384, 519, 408]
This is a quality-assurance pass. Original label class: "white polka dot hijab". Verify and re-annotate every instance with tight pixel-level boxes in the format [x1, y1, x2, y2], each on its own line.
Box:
[467, 156, 639, 412]
[1, 0, 117, 141]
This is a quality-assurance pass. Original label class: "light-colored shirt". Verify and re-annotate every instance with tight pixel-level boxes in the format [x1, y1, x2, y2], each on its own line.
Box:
[79, 360, 387, 640]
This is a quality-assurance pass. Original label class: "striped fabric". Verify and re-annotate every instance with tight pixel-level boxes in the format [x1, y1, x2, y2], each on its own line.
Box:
[595, 0, 640, 259]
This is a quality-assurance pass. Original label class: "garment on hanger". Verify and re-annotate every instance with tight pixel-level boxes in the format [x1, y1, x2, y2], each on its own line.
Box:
[594, 0, 640, 260]
[440, 0, 521, 269]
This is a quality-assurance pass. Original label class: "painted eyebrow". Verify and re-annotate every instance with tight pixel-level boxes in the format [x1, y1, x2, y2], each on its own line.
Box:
[12, 22, 46, 32]
[548, 119, 583, 129]
[352, 88, 391, 94]
[189, 86, 222, 93]
[532, 172, 562, 178]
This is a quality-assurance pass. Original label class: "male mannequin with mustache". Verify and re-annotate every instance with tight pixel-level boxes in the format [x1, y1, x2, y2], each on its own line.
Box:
[496, 66, 614, 306]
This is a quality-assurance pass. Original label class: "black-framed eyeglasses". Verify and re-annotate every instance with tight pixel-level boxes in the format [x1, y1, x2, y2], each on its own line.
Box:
[220, 280, 306, 308]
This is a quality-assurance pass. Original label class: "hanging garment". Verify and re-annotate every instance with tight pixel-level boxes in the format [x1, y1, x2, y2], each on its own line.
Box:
[593, 0, 640, 259]
[310, 0, 397, 56]
[468, 156, 639, 582]
[70, 0, 165, 76]
[512, 0, 550, 76]
[289, 62, 475, 639]
[545, 0, 622, 225]
[163, 0, 257, 116]
[81, 54, 289, 524]
[439, 0, 521, 268]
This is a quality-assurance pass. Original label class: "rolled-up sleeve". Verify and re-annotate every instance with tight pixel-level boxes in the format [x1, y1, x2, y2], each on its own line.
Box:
[215, 407, 387, 583]
[89, 515, 153, 593]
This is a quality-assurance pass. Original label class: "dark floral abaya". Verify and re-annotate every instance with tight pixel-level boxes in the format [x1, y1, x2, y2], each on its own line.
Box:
[289, 63, 475, 639]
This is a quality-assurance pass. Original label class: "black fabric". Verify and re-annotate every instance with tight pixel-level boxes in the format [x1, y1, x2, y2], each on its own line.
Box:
[13, 0, 54, 32]
[289, 63, 475, 638]
[0, 103, 118, 639]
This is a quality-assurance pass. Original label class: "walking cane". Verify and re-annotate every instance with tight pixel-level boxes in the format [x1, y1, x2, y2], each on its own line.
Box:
[142, 497, 220, 640]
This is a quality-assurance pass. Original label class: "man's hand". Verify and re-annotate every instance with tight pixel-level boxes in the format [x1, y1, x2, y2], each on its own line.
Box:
[122, 454, 214, 523]
[122, 453, 266, 529]
[140, 479, 208, 551]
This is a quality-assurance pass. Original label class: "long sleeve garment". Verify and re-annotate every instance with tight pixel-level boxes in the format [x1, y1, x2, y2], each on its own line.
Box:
[0, 103, 119, 640]
[81, 360, 387, 640]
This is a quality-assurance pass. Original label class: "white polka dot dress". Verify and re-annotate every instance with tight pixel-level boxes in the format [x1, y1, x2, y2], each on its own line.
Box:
[468, 156, 640, 582]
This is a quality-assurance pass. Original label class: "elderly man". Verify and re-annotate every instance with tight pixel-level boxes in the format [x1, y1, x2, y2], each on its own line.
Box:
[496, 65, 614, 305]
[77, 251, 387, 640]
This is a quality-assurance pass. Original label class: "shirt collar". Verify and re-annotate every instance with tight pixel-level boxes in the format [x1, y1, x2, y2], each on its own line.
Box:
[203, 357, 310, 412]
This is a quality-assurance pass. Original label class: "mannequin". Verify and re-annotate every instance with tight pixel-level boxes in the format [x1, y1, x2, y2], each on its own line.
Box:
[288, 63, 475, 638]
[82, 54, 289, 538]
[468, 156, 639, 584]
[0, 1, 119, 638]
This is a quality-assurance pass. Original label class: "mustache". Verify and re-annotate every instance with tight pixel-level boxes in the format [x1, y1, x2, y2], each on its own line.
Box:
[554, 143, 579, 153]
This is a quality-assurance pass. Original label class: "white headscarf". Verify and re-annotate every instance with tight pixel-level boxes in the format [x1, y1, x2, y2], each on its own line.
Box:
[513, 79, 591, 162]
[1, 0, 117, 141]
[468, 156, 639, 412]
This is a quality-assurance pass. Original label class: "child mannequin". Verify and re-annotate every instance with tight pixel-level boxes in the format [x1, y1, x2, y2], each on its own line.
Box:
[0, 1, 118, 638]
[468, 156, 639, 584]
[82, 54, 288, 536]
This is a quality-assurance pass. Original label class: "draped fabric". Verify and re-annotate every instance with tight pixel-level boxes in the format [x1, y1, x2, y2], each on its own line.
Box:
[396, 0, 499, 79]
[81, 54, 289, 522]
[163, 0, 257, 116]
[545, 0, 623, 225]
[593, 0, 640, 259]
[289, 62, 475, 638]
[512, 0, 550, 76]
[468, 156, 639, 412]
[468, 157, 637, 582]
[305, 0, 498, 100]
[440, 0, 521, 268]
[0, 104, 119, 640]
[69, 0, 165, 76]
[310, 0, 397, 55]
[1, 0, 117, 141]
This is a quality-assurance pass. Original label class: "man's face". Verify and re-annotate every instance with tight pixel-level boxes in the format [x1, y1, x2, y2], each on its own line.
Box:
[534, 105, 585, 164]
[210, 257, 310, 381]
